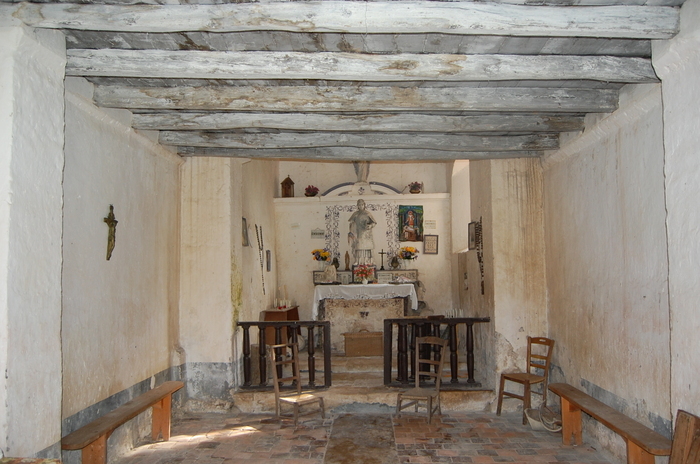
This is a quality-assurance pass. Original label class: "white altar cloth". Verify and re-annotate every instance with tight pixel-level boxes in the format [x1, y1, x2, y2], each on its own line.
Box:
[312, 284, 418, 319]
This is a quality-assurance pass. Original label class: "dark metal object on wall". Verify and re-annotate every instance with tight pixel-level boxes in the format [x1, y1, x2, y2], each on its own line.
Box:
[104, 205, 118, 260]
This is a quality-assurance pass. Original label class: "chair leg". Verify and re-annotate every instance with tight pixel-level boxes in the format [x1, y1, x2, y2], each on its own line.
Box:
[522, 383, 531, 425]
[496, 375, 506, 416]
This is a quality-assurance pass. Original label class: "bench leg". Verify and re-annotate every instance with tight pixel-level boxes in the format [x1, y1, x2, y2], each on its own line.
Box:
[560, 397, 583, 446]
[152, 393, 173, 441]
[82, 434, 107, 464]
[627, 442, 655, 464]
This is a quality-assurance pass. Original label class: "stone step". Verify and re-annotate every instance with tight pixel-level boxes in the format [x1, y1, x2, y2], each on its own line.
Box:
[233, 363, 493, 414]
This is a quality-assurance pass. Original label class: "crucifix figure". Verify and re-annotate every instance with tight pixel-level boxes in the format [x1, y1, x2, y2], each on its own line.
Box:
[378, 249, 387, 270]
[104, 205, 118, 261]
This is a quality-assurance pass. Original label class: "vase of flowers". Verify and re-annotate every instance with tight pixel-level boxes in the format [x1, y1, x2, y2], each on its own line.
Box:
[353, 264, 373, 284]
[399, 246, 419, 268]
[312, 248, 330, 269]
[408, 181, 423, 194]
[305, 185, 319, 197]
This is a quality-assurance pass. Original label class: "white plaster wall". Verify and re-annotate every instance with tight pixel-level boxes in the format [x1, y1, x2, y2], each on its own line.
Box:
[542, 84, 671, 432]
[180, 157, 278, 399]
[451, 161, 471, 253]
[277, 160, 451, 196]
[460, 159, 546, 394]
[240, 159, 279, 323]
[179, 157, 236, 365]
[62, 78, 182, 419]
[0, 26, 65, 457]
[652, 0, 700, 418]
[491, 158, 547, 374]
[274, 194, 454, 323]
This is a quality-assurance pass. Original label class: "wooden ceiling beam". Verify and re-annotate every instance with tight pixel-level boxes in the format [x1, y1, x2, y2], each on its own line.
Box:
[158, 131, 559, 151]
[131, 112, 585, 133]
[2, 2, 678, 39]
[177, 147, 544, 161]
[94, 85, 619, 113]
[67, 49, 658, 83]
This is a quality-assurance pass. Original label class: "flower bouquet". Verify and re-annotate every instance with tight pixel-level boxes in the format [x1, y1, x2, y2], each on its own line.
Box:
[311, 248, 330, 261]
[353, 264, 374, 283]
[305, 185, 319, 197]
[399, 246, 419, 260]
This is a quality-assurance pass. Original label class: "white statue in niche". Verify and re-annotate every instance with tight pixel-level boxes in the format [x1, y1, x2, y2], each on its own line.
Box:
[348, 199, 377, 265]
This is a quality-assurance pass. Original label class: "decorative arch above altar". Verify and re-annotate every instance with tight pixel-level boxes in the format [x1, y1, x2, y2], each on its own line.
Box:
[322, 182, 401, 197]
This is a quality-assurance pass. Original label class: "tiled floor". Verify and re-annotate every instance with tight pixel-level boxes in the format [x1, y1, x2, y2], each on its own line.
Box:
[114, 412, 613, 464]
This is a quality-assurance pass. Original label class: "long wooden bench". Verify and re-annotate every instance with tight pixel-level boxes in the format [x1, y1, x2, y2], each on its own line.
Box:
[549, 383, 671, 464]
[62, 381, 184, 464]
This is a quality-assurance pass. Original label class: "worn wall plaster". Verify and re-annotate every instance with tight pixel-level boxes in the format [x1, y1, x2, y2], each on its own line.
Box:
[542, 81, 671, 453]
[63, 79, 182, 421]
[0, 25, 65, 457]
[652, 0, 700, 418]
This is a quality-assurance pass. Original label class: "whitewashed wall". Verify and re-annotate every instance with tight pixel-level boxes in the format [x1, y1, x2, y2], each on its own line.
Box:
[63, 78, 182, 418]
[542, 83, 672, 457]
[653, 0, 700, 419]
[179, 157, 278, 405]
[274, 194, 454, 324]
[0, 26, 65, 458]
[459, 158, 546, 394]
[277, 160, 451, 196]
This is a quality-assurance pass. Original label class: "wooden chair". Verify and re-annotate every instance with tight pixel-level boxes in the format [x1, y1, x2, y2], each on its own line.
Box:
[497, 336, 555, 424]
[268, 342, 325, 425]
[396, 336, 449, 424]
[670, 410, 700, 464]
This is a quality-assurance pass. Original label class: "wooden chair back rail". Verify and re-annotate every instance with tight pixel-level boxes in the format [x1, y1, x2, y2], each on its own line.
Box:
[61, 381, 183, 464]
[549, 383, 671, 464]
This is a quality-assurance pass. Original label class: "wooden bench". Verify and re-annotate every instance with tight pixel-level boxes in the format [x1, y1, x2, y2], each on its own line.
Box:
[62, 381, 184, 464]
[549, 383, 671, 464]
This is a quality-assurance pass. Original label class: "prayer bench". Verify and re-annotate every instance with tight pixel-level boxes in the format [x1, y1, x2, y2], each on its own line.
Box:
[62, 381, 184, 464]
[549, 383, 671, 464]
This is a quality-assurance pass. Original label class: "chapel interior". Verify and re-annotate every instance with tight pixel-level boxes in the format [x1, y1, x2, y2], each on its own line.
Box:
[1, 0, 700, 462]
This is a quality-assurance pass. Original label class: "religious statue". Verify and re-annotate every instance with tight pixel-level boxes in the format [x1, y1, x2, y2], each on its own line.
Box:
[348, 199, 377, 265]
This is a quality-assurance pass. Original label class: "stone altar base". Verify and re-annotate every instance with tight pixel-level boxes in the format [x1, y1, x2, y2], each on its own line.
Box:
[325, 298, 404, 354]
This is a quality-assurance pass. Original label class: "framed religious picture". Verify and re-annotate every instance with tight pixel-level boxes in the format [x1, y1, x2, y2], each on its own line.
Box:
[242, 217, 250, 247]
[352, 264, 377, 283]
[468, 222, 477, 250]
[399, 205, 424, 242]
[423, 235, 438, 254]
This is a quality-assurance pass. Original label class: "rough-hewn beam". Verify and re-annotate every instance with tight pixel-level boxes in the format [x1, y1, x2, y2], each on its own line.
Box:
[132, 112, 585, 133]
[1, 2, 679, 39]
[95, 85, 619, 113]
[67, 49, 658, 83]
[159, 131, 559, 151]
[177, 147, 543, 161]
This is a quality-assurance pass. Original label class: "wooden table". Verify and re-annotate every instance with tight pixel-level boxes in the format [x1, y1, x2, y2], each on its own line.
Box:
[261, 306, 299, 346]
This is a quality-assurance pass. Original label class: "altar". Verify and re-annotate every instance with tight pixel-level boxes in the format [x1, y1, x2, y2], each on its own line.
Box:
[312, 284, 418, 353]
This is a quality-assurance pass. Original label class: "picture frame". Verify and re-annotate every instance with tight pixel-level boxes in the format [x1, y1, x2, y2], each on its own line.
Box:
[399, 205, 424, 242]
[423, 235, 438, 254]
[468, 222, 477, 250]
[242, 217, 250, 247]
[352, 264, 377, 283]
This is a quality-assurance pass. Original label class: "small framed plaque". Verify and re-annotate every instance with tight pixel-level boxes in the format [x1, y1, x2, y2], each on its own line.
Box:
[423, 235, 438, 255]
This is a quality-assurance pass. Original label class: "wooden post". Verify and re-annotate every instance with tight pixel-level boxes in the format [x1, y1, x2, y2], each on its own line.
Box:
[560, 397, 583, 445]
[242, 325, 251, 387]
[307, 325, 316, 387]
[82, 434, 107, 464]
[151, 393, 172, 441]
[449, 322, 459, 384]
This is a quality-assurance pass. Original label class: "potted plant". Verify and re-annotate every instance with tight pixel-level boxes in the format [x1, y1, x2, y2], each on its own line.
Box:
[305, 185, 320, 197]
[408, 182, 423, 194]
